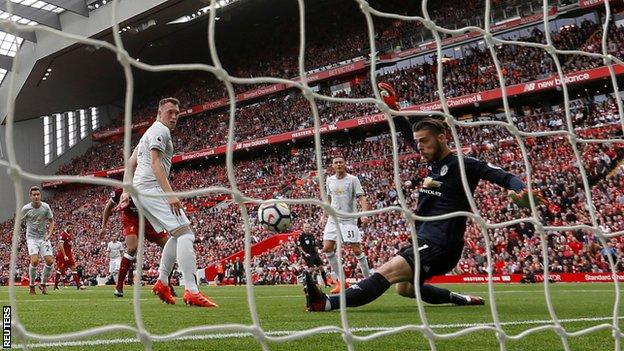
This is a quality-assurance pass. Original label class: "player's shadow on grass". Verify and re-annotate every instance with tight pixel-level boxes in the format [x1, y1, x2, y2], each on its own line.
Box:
[353, 305, 421, 314]
[355, 304, 485, 314]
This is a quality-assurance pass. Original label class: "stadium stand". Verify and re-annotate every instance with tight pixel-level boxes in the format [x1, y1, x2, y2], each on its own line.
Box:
[2, 1, 623, 287]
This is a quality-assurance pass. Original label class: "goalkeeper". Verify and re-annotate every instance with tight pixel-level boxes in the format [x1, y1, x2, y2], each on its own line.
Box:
[304, 82, 539, 311]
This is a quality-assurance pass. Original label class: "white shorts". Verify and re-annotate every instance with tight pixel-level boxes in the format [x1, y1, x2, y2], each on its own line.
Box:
[109, 257, 121, 273]
[133, 185, 191, 234]
[26, 237, 53, 257]
[323, 221, 362, 244]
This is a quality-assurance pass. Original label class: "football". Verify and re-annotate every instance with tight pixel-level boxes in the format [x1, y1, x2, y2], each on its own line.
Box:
[258, 202, 292, 233]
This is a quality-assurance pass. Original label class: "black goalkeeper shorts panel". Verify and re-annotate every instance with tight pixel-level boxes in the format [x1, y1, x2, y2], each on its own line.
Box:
[398, 239, 463, 284]
[304, 253, 322, 267]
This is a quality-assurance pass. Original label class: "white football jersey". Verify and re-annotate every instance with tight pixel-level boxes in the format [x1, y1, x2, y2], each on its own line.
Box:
[326, 173, 364, 223]
[133, 121, 174, 188]
[21, 202, 53, 239]
[107, 241, 123, 259]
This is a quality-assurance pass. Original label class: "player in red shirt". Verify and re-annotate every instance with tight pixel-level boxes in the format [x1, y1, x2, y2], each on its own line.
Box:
[54, 222, 86, 290]
[100, 188, 172, 297]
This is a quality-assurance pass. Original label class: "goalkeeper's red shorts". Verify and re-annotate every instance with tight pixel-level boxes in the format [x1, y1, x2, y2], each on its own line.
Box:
[121, 211, 167, 242]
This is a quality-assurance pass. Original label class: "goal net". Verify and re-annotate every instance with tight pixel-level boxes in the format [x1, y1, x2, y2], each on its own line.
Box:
[2, 0, 624, 350]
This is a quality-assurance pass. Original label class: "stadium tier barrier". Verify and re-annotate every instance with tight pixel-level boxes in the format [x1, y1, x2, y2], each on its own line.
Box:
[90, 62, 624, 143]
[425, 272, 624, 284]
[43, 115, 624, 188]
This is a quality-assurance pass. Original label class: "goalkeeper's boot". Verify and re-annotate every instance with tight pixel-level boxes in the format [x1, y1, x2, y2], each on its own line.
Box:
[450, 292, 485, 306]
[152, 279, 176, 305]
[113, 289, 123, 298]
[303, 271, 328, 312]
[29, 285, 36, 295]
[330, 280, 350, 294]
[183, 290, 218, 308]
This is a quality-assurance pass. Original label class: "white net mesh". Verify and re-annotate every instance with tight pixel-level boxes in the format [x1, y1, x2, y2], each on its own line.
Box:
[2, 0, 624, 350]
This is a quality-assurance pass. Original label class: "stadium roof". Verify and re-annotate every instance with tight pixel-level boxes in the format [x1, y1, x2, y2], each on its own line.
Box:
[0, 0, 88, 64]
[0, 0, 336, 124]
[0, 0, 266, 123]
[0, 0, 88, 87]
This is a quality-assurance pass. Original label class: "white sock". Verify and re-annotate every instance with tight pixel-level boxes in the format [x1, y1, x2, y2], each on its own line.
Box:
[29, 264, 36, 286]
[356, 253, 370, 278]
[177, 232, 199, 293]
[326, 251, 341, 281]
[42, 264, 53, 286]
[158, 237, 177, 285]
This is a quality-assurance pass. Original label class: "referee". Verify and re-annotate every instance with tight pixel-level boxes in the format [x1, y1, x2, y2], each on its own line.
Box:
[298, 223, 329, 286]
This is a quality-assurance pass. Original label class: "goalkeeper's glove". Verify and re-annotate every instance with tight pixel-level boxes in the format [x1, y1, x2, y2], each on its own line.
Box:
[377, 82, 417, 151]
[378, 82, 399, 110]
[509, 189, 545, 209]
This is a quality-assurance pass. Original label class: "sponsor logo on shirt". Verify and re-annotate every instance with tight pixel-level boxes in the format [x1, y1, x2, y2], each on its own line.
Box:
[423, 177, 442, 188]
[420, 188, 443, 197]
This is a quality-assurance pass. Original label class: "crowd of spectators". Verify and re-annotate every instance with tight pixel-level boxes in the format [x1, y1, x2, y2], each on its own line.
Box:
[54, 17, 624, 177]
[93, 0, 593, 140]
[4, 1, 624, 286]
[241, 119, 623, 283]
[564, 22, 624, 72]
[2, 96, 621, 285]
[350, 20, 624, 102]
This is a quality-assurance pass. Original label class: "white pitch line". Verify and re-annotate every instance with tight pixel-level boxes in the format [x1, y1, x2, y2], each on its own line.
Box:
[0, 289, 618, 303]
[0, 295, 306, 303]
[462, 289, 618, 294]
[14, 316, 624, 349]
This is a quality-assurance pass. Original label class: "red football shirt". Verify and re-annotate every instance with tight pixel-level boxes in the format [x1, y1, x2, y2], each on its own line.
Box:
[58, 230, 73, 256]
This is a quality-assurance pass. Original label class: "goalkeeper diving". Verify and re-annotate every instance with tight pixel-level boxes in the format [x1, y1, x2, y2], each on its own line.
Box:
[303, 82, 541, 311]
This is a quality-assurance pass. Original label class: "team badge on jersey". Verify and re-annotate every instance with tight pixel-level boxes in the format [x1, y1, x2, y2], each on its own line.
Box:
[440, 165, 448, 176]
[333, 186, 347, 195]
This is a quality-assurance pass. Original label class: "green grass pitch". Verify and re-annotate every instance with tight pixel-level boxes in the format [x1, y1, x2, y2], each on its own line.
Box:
[1, 283, 622, 350]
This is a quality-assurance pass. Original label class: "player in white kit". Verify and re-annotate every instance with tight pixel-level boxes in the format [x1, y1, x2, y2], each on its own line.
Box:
[118, 97, 217, 308]
[20, 186, 55, 295]
[107, 237, 124, 282]
[322, 156, 371, 294]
